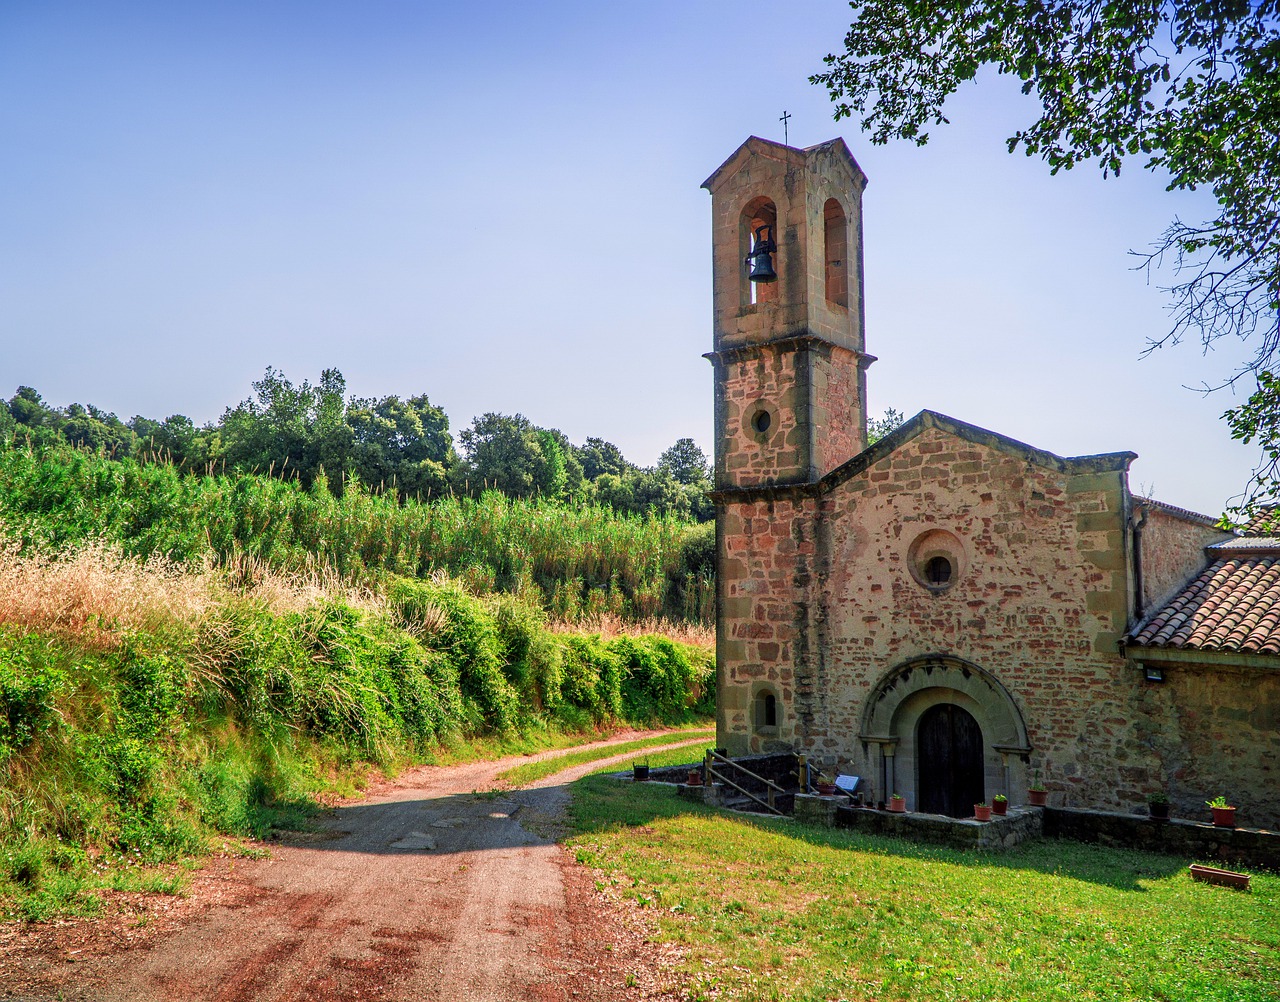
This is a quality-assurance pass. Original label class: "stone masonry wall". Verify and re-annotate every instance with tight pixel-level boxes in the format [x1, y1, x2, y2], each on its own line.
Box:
[807, 426, 1138, 810]
[717, 349, 808, 487]
[1126, 658, 1280, 829]
[810, 344, 865, 478]
[717, 493, 818, 756]
[1138, 505, 1229, 613]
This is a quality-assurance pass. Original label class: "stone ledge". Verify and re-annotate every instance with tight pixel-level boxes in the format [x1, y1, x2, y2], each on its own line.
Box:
[827, 802, 1043, 851]
[1043, 806, 1280, 870]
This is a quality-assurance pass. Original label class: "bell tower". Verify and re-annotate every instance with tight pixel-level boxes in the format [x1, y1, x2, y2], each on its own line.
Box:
[702, 137, 871, 488]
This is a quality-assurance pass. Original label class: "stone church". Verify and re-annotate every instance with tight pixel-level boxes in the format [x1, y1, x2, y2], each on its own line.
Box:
[703, 136, 1279, 828]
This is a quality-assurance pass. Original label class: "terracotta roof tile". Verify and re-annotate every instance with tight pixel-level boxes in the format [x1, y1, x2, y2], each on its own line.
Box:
[1131, 556, 1280, 653]
[1242, 506, 1280, 536]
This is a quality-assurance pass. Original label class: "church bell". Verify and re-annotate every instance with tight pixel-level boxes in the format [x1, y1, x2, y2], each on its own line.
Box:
[745, 224, 777, 283]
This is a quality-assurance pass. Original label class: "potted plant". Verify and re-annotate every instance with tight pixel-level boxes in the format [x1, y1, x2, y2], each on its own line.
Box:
[974, 802, 992, 822]
[888, 793, 906, 813]
[1148, 791, 1169, 821]
[814, 772, 838, 796]
[992, 793, 1008, 816]
[1028, 769, 1048, 807]
[1206, 795, 1237, 828]
[633, 758, 650, 782]
[686, 768, 703, 787]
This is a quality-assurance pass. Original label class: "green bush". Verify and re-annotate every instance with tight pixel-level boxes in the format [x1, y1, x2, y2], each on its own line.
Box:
[0, 636, 66, 758]
[0, 567, 713, 919]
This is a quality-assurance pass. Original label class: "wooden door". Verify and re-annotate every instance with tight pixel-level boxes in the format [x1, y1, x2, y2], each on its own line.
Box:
[916, 703, 985, 817]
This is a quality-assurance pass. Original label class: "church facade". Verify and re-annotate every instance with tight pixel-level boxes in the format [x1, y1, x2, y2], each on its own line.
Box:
[704, 137, 1280, 827]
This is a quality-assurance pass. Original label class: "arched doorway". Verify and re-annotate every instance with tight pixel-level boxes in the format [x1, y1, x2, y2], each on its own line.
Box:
[916, 703, 985, 817]
[858, 656, 1033, 812]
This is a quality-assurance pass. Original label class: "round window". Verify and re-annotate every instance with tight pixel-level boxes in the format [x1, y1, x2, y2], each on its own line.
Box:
[907, 529, 965, 593]
[925, 555, 952, 586]
[745, 404, 776, 440]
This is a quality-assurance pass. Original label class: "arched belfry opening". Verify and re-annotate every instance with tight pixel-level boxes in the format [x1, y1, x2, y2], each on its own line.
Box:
[740, 196, 778, 307]
[823, 197, 848, 307]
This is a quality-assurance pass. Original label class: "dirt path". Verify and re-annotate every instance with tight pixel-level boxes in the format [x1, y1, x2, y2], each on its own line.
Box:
[0, 730, 705, 1002]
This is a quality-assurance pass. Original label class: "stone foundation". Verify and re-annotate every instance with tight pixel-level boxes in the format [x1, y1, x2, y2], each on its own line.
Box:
[1044, 806, 1280, 871]
[826, 802, 1043, 850]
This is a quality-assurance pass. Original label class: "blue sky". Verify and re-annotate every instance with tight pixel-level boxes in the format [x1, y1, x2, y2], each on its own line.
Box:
[0, 1, 1260, 515]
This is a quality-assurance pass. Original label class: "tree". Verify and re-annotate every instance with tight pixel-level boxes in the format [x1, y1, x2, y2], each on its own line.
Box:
[813, 2, 1280, 509]
[219, 367, 355, 487]
[7, 387, 56, 430]
[867, 407, 906, 446]
[347, 393, 454, 498]
[657, 438, 711, 486]
[129, 414, 214, 471]
[591, 467, 694, 521]
[456, 413, 569, 500]
[574, 437, 632, 481]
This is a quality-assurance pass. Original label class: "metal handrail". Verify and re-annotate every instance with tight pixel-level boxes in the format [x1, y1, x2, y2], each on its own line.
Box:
[703, 750, 786, 816]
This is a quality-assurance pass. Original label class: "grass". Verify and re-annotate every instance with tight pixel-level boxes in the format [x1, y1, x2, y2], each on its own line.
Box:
[496, 726, 715, 787]
[1, 849, 202, 923]
[566, 776, 1280, 1002]
[0, 444, 715, 625]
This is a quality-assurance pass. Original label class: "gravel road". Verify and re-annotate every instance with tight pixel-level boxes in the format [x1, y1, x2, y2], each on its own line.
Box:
[1, 731, 703, 1002]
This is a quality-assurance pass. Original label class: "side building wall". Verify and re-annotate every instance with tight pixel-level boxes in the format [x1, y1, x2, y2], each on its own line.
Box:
[1137, 504, 1230, 614]
[1126, 658, 1280, 828]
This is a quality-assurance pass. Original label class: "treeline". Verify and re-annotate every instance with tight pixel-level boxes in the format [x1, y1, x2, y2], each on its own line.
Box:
[1, 368, 713, 521]
[0, 445, 715, 624]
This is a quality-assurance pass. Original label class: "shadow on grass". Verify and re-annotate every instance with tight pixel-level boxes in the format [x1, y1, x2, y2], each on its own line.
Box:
[564, 774, 1192, 892]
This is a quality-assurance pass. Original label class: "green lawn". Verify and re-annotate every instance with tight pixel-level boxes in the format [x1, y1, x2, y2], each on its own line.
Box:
[567, 775, 1280, 1002]
[496, 726, 715, 787]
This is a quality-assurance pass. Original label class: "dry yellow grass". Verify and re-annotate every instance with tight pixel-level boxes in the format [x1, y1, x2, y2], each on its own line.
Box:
[548, 612, 713, 649]
[0, 539, 381, 648]
[0, 539, 210, 647]
[0, 534, 705, 651]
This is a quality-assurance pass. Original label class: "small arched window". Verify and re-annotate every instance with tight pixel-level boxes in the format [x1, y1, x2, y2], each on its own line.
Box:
[823, 197, 848, 308]
[754, 690, 778, 730]
[740, 196, 778, 308]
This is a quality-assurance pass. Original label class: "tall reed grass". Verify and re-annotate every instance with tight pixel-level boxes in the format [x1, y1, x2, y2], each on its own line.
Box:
[0, 444, 715, 625]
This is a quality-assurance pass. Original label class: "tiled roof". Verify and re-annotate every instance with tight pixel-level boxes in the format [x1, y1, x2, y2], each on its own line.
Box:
[1130, 556, 1280, 654]
[1207, 537, 1280, 554]
[1242, 507, 1280, 536]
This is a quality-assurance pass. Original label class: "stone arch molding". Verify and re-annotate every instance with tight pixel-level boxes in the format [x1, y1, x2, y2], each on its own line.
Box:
[860, 655, 1030, 753]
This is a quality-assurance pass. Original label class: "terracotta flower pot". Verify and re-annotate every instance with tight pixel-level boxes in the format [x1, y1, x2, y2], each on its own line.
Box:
[815, 783, 838, 796]
[686, 770, 703, 787]
[1028, 789, 1048, 807]
[889, 795, 906, 813]
[974, 804, 992, 822]
[992, 798, 1008, 816]
[1211, 805, 1237, 828]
